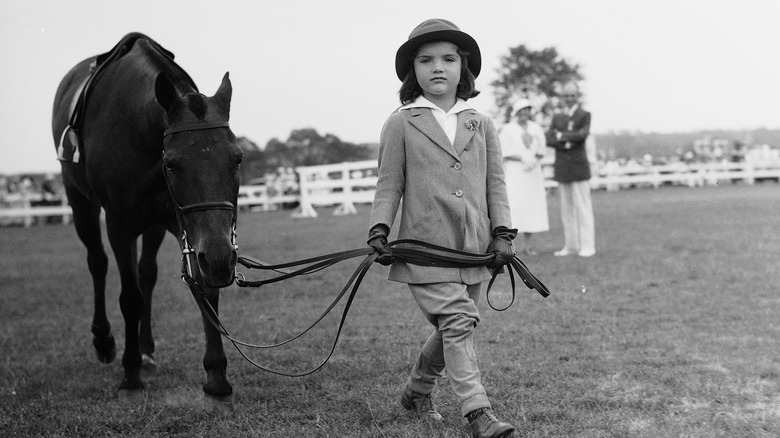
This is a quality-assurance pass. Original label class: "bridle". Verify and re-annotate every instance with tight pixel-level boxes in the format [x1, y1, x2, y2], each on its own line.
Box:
[161, 122, 238, 285]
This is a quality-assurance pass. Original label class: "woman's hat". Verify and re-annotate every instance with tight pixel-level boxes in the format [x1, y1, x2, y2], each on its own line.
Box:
[510, 98, 533, 114]
[395, 18, 481, 81]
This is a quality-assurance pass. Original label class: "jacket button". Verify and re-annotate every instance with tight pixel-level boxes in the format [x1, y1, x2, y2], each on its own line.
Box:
[454, 190, 463, 197]
[453, 162, 462, 170]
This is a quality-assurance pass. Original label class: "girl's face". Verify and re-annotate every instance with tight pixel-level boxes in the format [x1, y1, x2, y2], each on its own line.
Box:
[413, 41, 461, 104]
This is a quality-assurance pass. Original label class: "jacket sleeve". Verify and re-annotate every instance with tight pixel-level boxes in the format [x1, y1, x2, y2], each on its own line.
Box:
[545, 115, 565, 149]
[559, 111, 591, 143]
[485, 117, 512, 230]
[369, 114, 405, 233]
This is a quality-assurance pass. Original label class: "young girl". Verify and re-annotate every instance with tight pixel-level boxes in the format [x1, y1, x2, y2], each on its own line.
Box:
[367, 18, 516, 438]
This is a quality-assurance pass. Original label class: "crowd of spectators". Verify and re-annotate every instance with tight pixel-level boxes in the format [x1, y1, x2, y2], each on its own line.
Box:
[4, 139, 779, 225]
[593, 138, 780, 175]
[263, 167, 299, 197]
[0, 174, 66, 226]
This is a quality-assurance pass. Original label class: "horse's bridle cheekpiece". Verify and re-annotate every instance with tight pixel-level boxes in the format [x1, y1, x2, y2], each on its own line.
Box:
[161, 122, 237, 284]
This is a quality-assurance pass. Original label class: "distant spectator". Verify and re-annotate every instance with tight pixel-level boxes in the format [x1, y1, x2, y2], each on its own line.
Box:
[41, 174, 62, 202]
[1, 179, 28, 226]
[545, 82, 596, 257]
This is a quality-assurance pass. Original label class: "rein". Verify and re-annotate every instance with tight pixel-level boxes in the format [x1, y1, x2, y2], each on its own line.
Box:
[181, 239, 550, 377]
[159, 122, 550, 377]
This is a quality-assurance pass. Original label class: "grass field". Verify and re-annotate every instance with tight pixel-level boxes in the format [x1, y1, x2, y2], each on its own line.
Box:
[1, 183, 779, 437]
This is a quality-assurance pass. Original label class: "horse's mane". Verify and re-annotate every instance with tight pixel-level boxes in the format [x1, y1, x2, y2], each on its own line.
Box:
[58, 33, 201, 162]
[130, 34, 198, 95]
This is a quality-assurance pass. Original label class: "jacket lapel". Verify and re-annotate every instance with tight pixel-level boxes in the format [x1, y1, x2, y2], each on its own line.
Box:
[408, 107, 458, 159]
[453, 109, 477, 156]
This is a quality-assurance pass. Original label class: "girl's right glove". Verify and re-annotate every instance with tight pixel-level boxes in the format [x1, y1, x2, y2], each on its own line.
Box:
[486, 226, 518, 270]
[367, 224, 394, 266]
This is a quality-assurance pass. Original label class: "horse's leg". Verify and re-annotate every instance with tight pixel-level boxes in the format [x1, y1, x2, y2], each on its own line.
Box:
[106, 220, 145, 391]
[138, 225, 166, 370]
[65, 186, 115, 363]
[196, 279, 233, 399]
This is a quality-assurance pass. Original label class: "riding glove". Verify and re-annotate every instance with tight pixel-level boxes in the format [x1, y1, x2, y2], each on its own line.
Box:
[367, 224, 394, 266]
[486, 226, 518, 270]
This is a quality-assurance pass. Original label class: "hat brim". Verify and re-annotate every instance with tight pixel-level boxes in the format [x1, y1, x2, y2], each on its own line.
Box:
[395, 30, 481, 81]
[512, 104, 532, 113]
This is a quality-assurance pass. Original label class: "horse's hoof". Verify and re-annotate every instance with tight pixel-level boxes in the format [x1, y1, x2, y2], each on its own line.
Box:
[203, 379, 232, 399]
[141, 353, 158, 371]
[203, 393, 234, 417]
[118, 375, 145, 392]
[93, 335, 117, 364]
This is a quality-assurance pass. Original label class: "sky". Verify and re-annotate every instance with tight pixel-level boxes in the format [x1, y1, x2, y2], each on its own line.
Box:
[2, 0, 779, 174]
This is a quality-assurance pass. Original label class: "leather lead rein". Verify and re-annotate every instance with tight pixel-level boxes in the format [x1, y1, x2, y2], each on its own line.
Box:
[182, 240, 550, 377]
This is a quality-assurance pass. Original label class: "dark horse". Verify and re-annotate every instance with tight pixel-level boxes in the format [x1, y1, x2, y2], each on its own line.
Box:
[51, 34, 243, 399]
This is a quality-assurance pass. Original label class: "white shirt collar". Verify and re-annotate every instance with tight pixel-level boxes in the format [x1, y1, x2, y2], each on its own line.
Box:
[398, 96, 472, 114]
[399, 96, 472, 145]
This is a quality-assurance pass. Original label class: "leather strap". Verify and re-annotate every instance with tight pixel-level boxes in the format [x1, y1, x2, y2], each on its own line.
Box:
[182, 239, 550, 377]
[164, 122, 230, 138]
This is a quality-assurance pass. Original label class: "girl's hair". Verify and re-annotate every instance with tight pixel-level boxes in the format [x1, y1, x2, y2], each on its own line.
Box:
[398, 45, 480, 105]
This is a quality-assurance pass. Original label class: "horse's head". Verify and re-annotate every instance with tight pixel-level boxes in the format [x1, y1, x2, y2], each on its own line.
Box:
[155, 72, 244, 288]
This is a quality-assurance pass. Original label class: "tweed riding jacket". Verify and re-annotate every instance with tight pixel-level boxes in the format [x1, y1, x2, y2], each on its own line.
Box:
[369, 105, 512, 285]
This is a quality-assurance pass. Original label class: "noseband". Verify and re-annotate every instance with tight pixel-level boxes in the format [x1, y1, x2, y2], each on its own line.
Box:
[162, 122, 238, 284]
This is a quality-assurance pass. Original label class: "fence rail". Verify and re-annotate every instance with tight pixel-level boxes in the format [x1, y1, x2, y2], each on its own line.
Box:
[285, 159, 780, 217]
[4, 160, 779, 225]
[0, 200, 72, 227]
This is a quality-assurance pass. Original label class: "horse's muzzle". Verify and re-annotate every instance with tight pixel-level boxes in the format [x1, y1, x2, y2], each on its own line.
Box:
[197, 249, 238, 289]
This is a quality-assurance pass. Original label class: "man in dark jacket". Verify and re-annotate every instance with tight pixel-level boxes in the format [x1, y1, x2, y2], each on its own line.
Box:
[545, 82, 595, 257]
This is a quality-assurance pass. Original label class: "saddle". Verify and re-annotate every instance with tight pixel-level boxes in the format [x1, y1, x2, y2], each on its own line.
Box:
[57, 32, 177, 163]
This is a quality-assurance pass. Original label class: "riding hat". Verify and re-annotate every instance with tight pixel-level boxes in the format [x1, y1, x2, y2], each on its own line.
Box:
[395, 18, 481, 81]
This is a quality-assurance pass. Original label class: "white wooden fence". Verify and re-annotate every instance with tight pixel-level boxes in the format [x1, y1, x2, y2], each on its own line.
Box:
[292, 161, 378, 218]
[0, 197, 72, 227]
[589, 161, 780, 191]
[4, 159, 779, 225]
[241, 159, 780, 218]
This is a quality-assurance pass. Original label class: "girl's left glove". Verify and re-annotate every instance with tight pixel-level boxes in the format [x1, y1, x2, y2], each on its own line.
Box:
[487, 226, 518, 270]
[367, 224, 394, 266]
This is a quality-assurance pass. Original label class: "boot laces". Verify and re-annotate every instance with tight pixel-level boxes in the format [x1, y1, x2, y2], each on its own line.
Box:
[471, 407, 498, 427]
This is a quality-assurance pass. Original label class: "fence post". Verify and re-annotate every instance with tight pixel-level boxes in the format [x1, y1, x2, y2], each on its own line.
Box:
[61, 197, 71, 224]
[23, 197, 33, 227]
[294, 171, 317, 218]
[744, 162, 755, 185]
[333, 166, 357, 215]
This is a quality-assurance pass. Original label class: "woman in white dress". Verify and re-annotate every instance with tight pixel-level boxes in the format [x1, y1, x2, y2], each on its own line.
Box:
[499, 98, 549, 255]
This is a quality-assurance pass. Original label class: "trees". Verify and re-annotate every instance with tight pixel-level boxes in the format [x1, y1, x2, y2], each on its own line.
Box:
[237, 128, 377, 183]
[490, 45, 583, 123]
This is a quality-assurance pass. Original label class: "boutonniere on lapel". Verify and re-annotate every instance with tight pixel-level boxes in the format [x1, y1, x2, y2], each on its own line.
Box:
[465, 118, 479, 131]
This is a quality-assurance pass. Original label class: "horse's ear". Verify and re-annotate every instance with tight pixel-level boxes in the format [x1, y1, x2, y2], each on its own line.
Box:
[213, 72, 232, 117]
[154, 73, 179, 114]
